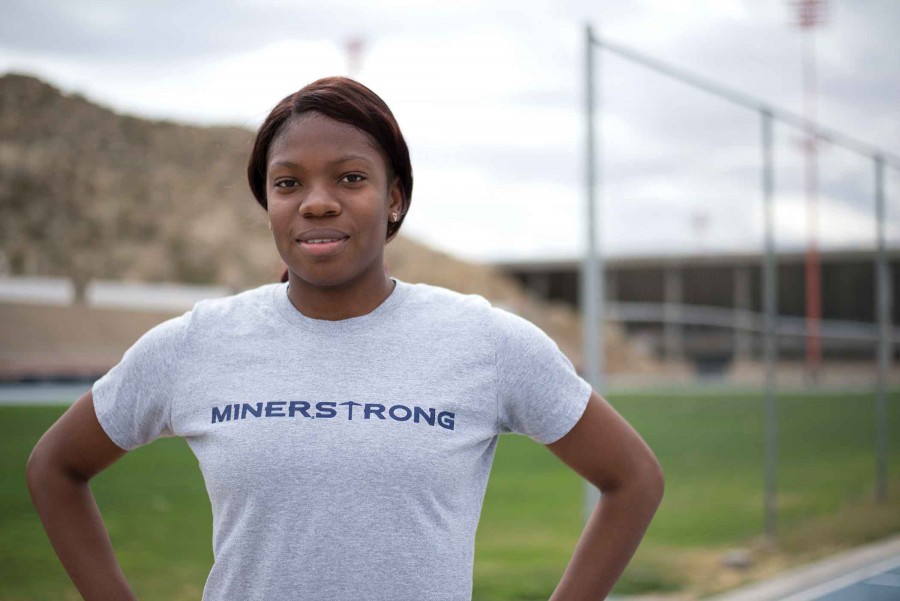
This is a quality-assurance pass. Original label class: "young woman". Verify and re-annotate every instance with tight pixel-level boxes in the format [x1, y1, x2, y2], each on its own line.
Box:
[26, 76, 664, 601]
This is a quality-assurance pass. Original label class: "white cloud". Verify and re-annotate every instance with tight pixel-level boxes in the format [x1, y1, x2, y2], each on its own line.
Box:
[1, 0, 898, 262]
[769, 193, 897, 250]
[405, 166, 584, 262]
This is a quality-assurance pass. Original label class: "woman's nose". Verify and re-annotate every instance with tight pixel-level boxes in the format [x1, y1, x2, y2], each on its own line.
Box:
[299, 184, 340, 217]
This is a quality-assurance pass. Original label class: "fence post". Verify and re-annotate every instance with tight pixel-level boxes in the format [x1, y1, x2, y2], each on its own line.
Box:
[761, 109, 779, 547]
[874, 154, 891, 502]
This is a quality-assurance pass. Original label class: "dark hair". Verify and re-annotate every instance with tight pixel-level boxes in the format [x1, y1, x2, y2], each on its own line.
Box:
[247, 76, 413, 282]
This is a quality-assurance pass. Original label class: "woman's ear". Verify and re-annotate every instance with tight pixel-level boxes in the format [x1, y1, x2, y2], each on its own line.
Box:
[388, 175, 404, 218]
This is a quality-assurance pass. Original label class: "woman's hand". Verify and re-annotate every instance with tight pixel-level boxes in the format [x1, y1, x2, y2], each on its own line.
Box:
[545, 390, 665, 601]
[25, 388, 139, 601]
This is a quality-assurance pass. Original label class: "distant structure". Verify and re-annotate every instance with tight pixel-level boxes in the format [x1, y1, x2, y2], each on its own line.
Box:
[791, 0, 828, 382]
[495, 247, 899, 373]
[346, 36, 365, 79]
[0, 277, 230, 311]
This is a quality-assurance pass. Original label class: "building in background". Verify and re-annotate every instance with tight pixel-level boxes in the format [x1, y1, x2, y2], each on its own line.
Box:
[495, 247, 900, 374]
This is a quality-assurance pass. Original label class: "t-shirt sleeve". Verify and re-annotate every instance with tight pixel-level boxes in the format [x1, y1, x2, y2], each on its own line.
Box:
[91, 310, 191, 451]
[491, 306, 594, 445]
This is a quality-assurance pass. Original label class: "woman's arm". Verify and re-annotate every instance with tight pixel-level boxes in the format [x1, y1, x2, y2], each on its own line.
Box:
[25, 388, 139, 601]
[545, 390, 665, 601]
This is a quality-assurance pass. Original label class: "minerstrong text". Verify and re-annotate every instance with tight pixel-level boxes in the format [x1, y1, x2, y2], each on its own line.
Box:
[211, 400, 456, 430]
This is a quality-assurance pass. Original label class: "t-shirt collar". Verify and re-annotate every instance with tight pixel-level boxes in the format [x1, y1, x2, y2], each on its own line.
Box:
[272, 276, 411, 332]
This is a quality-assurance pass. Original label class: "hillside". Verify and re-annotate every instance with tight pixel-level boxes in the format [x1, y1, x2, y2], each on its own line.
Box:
[0, 73, 269, 294]
[0, 73, 671, 377]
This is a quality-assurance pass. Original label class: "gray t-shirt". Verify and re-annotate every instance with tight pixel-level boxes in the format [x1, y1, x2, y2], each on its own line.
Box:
[92, 277, 593, 601]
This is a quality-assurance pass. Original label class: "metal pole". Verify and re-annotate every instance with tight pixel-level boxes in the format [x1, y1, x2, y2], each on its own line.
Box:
[801, 23, 822, 385]
[761, 109, 779, 547]
[590, 33, 900, 170]
[581, 23, 604, 522]
[874, 154, 890, 502]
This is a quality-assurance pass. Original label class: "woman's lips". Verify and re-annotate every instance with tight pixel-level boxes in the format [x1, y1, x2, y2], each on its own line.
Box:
[295, 237, 349, 257]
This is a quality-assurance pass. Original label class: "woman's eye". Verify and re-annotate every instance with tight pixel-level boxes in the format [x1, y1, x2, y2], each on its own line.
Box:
[342, 174, 366, 184]
[274, 179, 299, 189]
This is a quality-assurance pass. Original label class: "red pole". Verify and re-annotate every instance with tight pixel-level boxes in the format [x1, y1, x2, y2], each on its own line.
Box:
[804, 25, 821, 382]
[793, 0, 826, 383]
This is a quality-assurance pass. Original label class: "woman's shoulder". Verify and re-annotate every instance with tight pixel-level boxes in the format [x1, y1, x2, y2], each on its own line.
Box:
[402, 279, 494, 314]
[186, 281, 281, 324]
[401, 280, 542, 340]
[408, 282, 553, 344]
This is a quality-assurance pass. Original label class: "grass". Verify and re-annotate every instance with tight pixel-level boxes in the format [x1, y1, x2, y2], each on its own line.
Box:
[3, 389, 899, 600]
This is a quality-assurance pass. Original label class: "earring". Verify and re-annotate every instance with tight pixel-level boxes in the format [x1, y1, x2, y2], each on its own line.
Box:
[390, 212, 398, 222]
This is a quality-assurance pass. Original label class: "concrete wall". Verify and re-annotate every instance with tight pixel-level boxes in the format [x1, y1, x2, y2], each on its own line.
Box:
[496, 249, 900, 366]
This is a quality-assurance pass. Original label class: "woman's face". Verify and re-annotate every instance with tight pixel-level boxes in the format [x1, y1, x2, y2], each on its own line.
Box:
[266, 112, 403, 290]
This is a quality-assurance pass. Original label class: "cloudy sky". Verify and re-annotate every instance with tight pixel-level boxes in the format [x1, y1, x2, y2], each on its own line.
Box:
[2, 0, 898, 264]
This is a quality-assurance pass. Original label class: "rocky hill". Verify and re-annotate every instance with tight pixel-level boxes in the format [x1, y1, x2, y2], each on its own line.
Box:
[0, 73, 268, 295]
[0, 72, 670, 376]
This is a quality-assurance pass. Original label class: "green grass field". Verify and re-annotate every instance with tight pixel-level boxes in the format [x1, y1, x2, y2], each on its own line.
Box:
[4, 389, 900, 600]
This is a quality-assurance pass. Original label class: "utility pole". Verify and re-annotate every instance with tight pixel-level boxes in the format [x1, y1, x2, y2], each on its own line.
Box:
[346, 36, 365, 80]
[791, 0, 827, 385]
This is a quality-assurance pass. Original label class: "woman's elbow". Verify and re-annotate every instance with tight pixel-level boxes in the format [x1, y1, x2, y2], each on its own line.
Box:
[639, 455, 665, 507]
[596, 453, 664, 502]
[25, 437, 71, 492]
[26, 455, 48, 505]
[616, 452, 664, 506]
[25, 441, 54, 493]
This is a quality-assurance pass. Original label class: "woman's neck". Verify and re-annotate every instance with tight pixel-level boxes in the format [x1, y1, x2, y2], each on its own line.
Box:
[285, 271, 395, 321]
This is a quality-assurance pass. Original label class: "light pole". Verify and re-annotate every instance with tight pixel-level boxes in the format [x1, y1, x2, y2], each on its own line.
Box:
[791, 0, 827, 385]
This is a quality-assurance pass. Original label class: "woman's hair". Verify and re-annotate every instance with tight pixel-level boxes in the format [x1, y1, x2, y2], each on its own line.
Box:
[247, 76, 413, 282]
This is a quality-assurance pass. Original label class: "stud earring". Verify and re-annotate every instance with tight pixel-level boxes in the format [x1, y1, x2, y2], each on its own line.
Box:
[390, 212, 398, 222]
